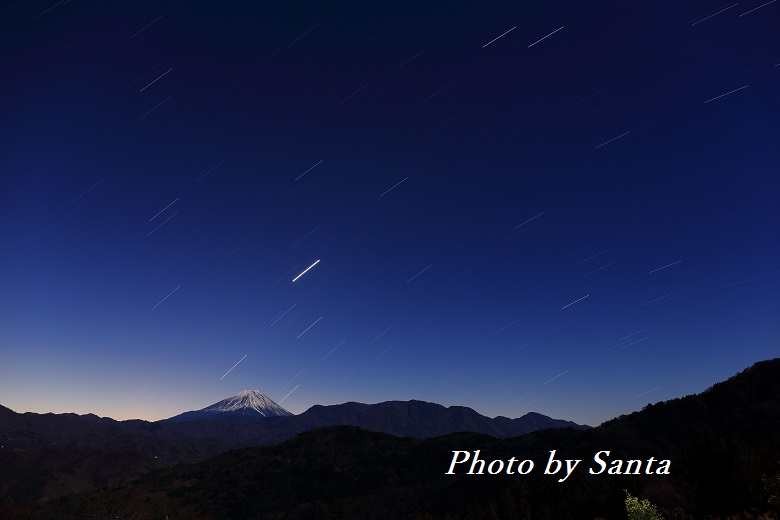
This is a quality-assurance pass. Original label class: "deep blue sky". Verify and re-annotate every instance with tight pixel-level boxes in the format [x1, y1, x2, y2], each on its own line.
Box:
[1, 0, 778, 426]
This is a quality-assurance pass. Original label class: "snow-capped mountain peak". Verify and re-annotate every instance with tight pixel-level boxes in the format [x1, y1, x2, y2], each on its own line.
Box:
[204, 390, 291, 416]
[166, 390, 292, 423]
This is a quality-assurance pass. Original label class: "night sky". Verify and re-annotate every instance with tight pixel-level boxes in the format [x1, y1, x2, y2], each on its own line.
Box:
[1, 0, 778, 426]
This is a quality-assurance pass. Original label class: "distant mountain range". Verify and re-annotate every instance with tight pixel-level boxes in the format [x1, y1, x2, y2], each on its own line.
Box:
[124, 393, 590, 446]
[163, 389, 588, 438]
[286, 400, 589, 438]
[18, 358, 780, 520]
[0, 392, 588, 504]
[0, 393, 588, 451]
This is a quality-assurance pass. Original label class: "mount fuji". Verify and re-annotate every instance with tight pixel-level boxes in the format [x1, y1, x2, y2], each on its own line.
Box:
[166, 390, 292, 423]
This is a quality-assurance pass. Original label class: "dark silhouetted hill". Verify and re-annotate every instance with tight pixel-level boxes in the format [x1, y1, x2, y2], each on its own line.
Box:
[27, 358, 780, 520]
[0, 405, 232, 503]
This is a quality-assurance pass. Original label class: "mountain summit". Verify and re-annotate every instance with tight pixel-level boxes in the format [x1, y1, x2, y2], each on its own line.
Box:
[167, 390, 292, 423]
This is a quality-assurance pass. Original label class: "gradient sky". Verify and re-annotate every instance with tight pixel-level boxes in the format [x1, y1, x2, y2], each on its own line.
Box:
[1, 0, 778, 426]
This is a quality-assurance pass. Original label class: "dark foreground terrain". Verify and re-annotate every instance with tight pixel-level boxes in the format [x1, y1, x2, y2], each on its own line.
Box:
[3, 359, 780, 519]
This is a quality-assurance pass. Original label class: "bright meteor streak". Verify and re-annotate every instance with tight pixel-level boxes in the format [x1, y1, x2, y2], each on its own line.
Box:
[220, 354, 247, 380]
[292, 259, 320, 282]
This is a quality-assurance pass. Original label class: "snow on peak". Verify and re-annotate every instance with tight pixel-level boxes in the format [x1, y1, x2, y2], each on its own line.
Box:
[202, 390, 292, 417]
